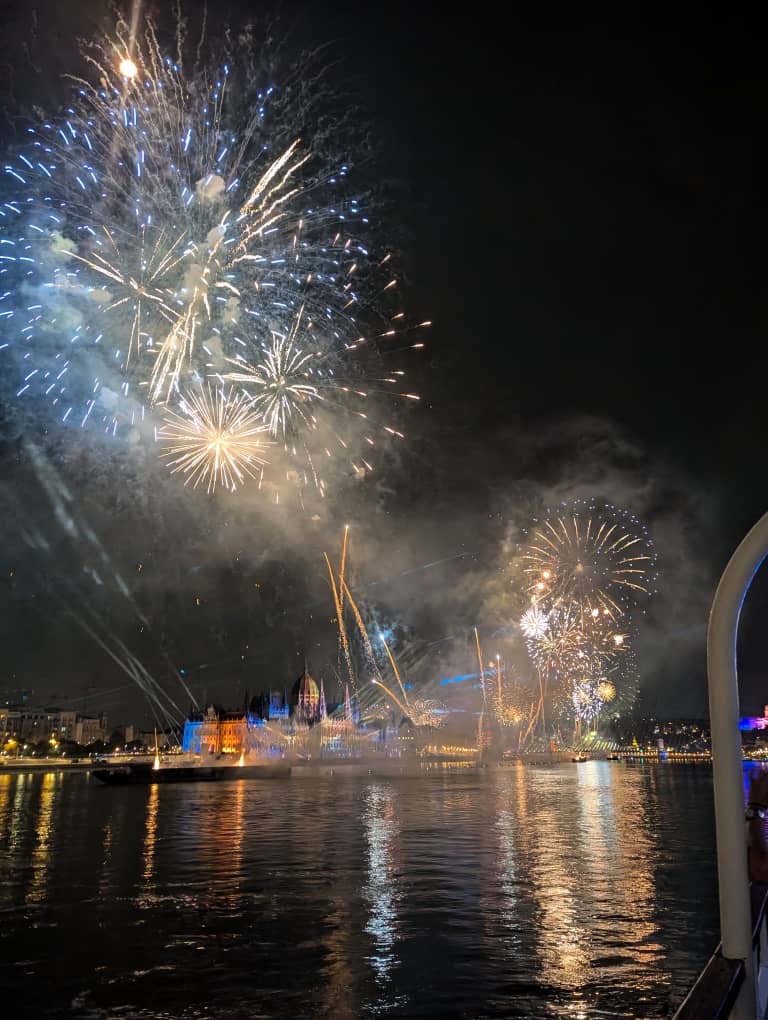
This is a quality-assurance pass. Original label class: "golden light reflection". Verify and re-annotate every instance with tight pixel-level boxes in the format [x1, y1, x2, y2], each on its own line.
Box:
[98, 821, 116, 899]
[8, 773, 29, 857]
[519, 769, 592, 988]
[140, 783, 160, 894]
[227, 780, 246, 907]
[0, 773, 13, 839]
[491, 763, 663, 999]
[28, 772, 60, 904]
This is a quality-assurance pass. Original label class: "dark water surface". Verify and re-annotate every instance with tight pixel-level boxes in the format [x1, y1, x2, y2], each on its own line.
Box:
[0, 764, 718, 1019]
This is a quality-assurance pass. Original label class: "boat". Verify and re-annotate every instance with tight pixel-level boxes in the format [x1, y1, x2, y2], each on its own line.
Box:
[93, 753, 292, 785]
[606, 753, 621, 761]
[93, 760, 225, 784]
[571, 753, 588, 763]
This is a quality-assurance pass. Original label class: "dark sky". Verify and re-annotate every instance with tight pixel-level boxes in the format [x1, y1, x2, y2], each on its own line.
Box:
[0, 2, 761, 724]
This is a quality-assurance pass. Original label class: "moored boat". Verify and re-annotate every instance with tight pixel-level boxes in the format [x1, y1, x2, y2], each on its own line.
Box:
[92, 761, 223, 784]
[92, 756, 294, 785]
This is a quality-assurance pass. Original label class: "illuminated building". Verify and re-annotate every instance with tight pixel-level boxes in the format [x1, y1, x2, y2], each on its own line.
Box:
[182, 705, 249, 754]
[321, 683, 355, 753]
[0, 706, 101, 746]
[293, 663, 322, 724]
[181, 668, 331, 754]
[248, 689, 290, 722]
[739, 705, 768, 731]
[74, 714, 108, 746]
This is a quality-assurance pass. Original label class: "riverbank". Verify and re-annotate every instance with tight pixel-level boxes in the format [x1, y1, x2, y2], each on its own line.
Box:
[0, 750, 722, 778]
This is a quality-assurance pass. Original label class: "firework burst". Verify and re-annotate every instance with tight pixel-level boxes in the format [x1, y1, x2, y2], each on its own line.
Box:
[520, 604, 549, 640]
[159, 384, 268, 492]
[1, 14, 426, 497]
[522, 501, 657, 619]
[226, 305, 319, 439]
[597, 680, 617, 703]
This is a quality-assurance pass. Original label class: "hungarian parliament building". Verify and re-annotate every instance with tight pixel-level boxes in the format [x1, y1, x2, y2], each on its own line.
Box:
[181, 665, 374, 757]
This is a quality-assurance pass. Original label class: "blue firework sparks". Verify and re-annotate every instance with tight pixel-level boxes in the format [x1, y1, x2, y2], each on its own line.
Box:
[0, 18, 426, 498]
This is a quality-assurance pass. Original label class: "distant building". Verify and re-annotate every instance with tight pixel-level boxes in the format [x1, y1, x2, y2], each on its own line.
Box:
[1, 706, 106, 749]
[74, 714, 108, 746]
[0, 708, 22, 739]
[248, 689, 290, 722]
[18, 708, 61, 742]
[292, 664, 323, 724]
[181, 666, 338, 754]
[182, 705, 248, 755]
[1, 706, 87, 743]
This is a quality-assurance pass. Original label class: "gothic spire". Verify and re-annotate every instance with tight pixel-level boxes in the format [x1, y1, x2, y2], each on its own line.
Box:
[344, 683, 353, 722]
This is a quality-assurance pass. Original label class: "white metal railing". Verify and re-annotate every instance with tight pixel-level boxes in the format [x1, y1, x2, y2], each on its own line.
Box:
[707, 512, 768, 1019]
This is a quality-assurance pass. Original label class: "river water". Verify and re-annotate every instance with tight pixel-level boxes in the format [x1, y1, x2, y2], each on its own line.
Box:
[0, 763, 719, 1019]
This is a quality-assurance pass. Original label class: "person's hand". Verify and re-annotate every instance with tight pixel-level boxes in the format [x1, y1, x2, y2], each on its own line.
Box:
[749, 770, 768, 808]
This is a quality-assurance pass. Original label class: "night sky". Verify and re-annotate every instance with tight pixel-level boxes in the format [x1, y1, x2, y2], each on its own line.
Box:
[0, 3, 761, 724]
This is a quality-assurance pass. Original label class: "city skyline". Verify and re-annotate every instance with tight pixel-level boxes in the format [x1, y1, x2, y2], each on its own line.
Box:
[0, 3, 759, 724]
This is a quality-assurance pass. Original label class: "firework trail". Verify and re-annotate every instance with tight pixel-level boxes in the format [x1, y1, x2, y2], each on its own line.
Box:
[1, 13, 426, 499]
[345, 583, 444, 728]
[473, 627, 487, 706]
[324, 530, 444, 729]
[11, 439, 196, 734]
[341, 578, 380, 681]
[324, 550, 356, 692]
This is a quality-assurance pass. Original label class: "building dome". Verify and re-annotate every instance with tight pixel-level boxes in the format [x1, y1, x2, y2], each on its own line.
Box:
[292, 665, 321, 723]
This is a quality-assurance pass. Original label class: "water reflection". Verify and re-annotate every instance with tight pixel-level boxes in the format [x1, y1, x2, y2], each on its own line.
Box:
[528, 769, 593, 992]
[98, 819, 115, 899]
[8, 772, 29, 856]
[490, 762, 667, 1013]
[0, 767, 718, 1019]
[28, 771, 60, 904]
[362, 783, 402, 985]
[139, 783, 160, 898]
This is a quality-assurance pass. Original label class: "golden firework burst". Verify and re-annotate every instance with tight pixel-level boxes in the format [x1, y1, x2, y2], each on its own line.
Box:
[160, 385, 269, 493]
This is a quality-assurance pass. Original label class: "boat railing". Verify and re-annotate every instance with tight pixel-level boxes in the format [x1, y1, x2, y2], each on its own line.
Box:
[673, 883, 768, 1019]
